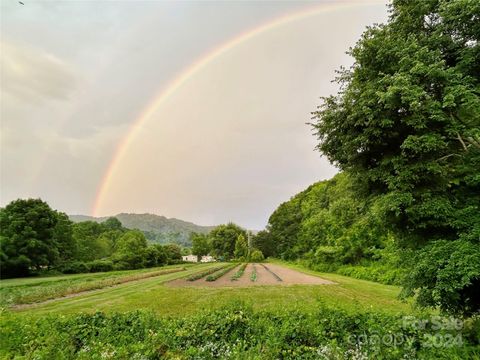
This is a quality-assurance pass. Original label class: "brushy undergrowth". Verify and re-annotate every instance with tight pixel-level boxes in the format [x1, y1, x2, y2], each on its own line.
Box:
[0, 267, 186, 307]
[1, 304, 479, 359]
[205, 264, 238, 282]
[231, 264, 247, 281]
[335, 264, 406, 285]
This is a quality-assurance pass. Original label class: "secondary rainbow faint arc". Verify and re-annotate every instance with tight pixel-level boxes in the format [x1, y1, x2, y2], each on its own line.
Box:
[92, 0, 382, 217]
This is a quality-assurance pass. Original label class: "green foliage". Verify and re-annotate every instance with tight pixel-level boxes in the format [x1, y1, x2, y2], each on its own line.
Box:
[73, 221, 116, 262]
[104, 217, 123, 231]
[163, 243, 183, 264]
[250, 249, 264, 262]
[2, 306, 478, 359]
[234, 234, 248, 259]
[231, 263, 247, 281]
[251, 230, 275, 258]
[0, 199, 73, 277]
[209, 223, 247, 260]
[309, 0, 480, 314]
[401, 239, 480, 316]
[191, 232, 210, 260]
[112, 230, 149, 270]
[71, 213, 214, 247]
[205, 263, 238, 281]
[267, 173, 394, 269]
[186, 264, 230, 281]
[61, 261, 90, 274]
[145, 245, 168, 267]
[250, 264, 257, 282]
[87, 259, 114, 273]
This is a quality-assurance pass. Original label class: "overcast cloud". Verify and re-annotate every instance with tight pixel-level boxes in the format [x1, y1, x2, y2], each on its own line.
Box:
[1, 0, 388, 229]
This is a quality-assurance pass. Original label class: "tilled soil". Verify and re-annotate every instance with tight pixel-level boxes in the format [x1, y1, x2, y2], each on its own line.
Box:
[166, 263, 335, 287]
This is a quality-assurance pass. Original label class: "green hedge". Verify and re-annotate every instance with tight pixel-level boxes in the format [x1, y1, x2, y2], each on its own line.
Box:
[2, 305, 478, 359]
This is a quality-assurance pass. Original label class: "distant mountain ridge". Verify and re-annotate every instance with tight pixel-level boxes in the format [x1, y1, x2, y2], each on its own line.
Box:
[69, 213, 215, 247]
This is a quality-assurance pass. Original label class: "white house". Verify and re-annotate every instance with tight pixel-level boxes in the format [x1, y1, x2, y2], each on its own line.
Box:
[182, 255, 198, 262]
[200, 255, 215, 263]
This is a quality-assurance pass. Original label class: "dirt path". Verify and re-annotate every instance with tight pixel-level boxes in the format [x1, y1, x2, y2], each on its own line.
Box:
[167, 263, 335, 288]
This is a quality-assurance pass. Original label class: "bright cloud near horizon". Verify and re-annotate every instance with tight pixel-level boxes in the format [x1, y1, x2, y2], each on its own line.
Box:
[1, 0, 388, 229]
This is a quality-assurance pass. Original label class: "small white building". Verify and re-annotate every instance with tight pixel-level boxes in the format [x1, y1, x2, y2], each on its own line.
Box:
[182, 255, 198, 262]
[200, 255, 215, 263]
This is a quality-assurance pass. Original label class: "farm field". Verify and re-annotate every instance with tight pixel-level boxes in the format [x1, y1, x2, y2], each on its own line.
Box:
[168, 263, 335, 287]
[6, 262, 411, 317]
[3, 262, 476, 359]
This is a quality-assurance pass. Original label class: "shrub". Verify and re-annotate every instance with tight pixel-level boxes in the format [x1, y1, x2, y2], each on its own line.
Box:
[61, 261, 90, 274]
[336, 264, 405, 285]
[1, 306, 477, 359]
[401, 240, 480, 316]
[250, 249, 264, 262]
[87, 260, 114, 273]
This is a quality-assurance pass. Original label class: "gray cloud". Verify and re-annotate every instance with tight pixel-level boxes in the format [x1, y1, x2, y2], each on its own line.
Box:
[1, 41, 76, 102]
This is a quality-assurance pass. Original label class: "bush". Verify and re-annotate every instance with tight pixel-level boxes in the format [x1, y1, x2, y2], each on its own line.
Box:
[61, 261, 90, 274]
[336, 264, 405, 285]
[401, 240, 480, 316]
[250, 249, 264, 262]
[1, 305, 478, 359]
[87, 260, 114, 273]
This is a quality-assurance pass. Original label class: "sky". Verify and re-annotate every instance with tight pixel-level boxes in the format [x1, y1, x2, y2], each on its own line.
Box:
[1, 0, 389, 229]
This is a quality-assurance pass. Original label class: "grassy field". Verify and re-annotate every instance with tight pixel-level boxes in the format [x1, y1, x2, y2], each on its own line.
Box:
[6, 261, 416, 317]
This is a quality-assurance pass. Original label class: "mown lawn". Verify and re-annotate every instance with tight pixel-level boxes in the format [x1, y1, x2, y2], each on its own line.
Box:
[7, 261, 418, 318]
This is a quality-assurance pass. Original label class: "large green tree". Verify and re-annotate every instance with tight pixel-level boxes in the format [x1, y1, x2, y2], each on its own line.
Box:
[191, 233, 210, 261]
[311, 0, 479, 314]
[209, 223, 247, 260]
[234, 234, 248, 259]
[72, 221, 109, 262]
[0, 199, 73, 277]
[113, 230, 148, 269]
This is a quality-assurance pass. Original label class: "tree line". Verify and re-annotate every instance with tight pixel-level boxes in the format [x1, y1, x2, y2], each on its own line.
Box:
[0, 199, 183, 278]
[190, 223, 264, 262]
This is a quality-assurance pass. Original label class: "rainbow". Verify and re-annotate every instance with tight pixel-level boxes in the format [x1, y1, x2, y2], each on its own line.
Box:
[92, 0, 383, 216]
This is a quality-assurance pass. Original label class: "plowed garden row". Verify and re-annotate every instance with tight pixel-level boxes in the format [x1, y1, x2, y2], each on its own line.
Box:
[167, 263, 335, 287]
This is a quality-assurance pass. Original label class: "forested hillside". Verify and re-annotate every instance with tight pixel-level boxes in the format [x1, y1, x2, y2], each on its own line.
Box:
[258, 173, 406, 284]
[70, 213, 214, 247]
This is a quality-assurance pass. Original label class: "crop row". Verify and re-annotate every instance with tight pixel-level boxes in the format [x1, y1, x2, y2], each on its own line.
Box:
[206, 263, 238, 282]
[250, 264, 257, 282]
[260, 264, 282, 282]
[230, 263, 247, 281]
[186, 264, 230, 281]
